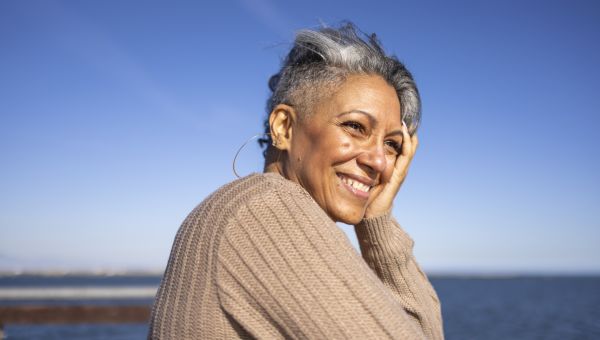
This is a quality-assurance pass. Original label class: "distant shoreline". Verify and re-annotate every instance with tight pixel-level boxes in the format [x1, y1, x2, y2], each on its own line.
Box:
[1, 270, 598, 279]
[0, 270, 164, 277]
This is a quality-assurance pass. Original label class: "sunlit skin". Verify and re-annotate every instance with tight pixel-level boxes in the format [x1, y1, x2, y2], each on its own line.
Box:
[266, 74, 419, 225]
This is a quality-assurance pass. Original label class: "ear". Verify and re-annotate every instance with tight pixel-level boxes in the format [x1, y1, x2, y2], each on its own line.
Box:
[268, 104, 297, 151]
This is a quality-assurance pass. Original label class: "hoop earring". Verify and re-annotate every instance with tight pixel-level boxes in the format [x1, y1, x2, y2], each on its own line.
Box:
[232, 133, 270, 178]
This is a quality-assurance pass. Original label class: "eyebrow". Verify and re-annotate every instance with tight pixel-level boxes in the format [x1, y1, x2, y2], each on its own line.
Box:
[338, 110, 404, 138]
[338, 110, 377, 126]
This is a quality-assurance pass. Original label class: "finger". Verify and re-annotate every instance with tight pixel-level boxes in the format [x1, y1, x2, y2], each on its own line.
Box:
[400, 120, 412, 159]
[411, 133, 419, 155]
[393, 120, 412, 173]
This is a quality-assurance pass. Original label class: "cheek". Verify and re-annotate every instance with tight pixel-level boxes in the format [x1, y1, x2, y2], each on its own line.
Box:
[329, 131, 359, 159]
[381, 155, 397, 182]
[337, 141, 353, 157]
[306, 127, 365, 167]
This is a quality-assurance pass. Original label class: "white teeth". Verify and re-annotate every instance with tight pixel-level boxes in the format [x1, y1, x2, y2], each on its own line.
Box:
[340, 175, 371, 193]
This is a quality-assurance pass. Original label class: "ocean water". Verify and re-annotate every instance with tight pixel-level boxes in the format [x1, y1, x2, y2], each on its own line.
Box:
[432, 276, 600, 339]
[1, 275, 599, 339]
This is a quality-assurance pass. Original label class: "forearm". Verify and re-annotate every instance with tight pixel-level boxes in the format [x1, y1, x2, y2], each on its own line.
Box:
[217, 188, 429, 339]
[354, 214, 443, 340]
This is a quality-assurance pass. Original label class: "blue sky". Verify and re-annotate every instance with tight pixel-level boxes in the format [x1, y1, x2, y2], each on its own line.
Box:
[1, 0, 598, 274]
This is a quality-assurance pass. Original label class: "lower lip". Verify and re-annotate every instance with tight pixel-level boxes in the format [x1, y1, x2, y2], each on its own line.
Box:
[337, 174, 370, 200]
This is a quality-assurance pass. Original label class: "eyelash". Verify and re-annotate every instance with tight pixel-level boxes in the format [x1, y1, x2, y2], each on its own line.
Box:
[385, 140, 402, 154]
[342, 121, 403, 154]
[342, 121, 365, 133]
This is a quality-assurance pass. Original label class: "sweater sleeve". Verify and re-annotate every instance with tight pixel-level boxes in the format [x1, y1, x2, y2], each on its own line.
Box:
[216, 185, 432, 339]
[354, 214, 444, 340]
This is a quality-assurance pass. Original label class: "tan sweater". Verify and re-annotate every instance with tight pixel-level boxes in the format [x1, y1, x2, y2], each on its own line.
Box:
[148, 172, 443, 339]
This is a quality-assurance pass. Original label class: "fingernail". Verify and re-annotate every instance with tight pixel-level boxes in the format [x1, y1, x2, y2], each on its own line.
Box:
[402, 120, 408, 130]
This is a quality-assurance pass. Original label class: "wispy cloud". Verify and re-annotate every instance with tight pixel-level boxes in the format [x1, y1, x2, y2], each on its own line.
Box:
[238, 0, 295, 40]
[39, 1, 195, 124]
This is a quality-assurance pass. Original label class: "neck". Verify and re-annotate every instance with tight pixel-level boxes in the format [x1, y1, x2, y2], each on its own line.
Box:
[263, 159, 284, 176]
[263, 147, 286, 176]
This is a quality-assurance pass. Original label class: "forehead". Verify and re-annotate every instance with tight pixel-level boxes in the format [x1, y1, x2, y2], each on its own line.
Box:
[314, 74, 401, 124]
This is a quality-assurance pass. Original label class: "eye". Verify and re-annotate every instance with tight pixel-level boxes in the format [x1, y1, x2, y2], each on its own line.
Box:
[341, 121, 365, 133]
[385, 140, 402, 155]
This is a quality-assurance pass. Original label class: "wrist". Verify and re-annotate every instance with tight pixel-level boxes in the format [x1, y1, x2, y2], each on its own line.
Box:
[363, 206, 392, 220]
[358, 210, 392, 226]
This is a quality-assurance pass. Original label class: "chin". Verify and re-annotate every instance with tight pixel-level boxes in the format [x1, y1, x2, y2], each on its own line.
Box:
[331, 206, 365, 225]
[339, 216, 363, 225]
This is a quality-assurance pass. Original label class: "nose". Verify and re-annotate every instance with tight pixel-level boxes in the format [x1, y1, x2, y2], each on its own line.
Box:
[356, 142, 386, 175]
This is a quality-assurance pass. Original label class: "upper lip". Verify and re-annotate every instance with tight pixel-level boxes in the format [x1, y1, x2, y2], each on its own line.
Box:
[337, 172, 377, 187]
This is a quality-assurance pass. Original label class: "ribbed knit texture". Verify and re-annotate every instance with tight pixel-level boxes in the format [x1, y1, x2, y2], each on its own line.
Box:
[148, 173, 443, 339]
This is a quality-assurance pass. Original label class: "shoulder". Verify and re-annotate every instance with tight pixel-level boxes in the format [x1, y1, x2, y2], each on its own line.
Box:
[217, 173, 352, 267]
[185, 172, 322, 229]
[215, 172, 337, 241]
[231, 172, 326, 221]
[207, 172, 316, 209]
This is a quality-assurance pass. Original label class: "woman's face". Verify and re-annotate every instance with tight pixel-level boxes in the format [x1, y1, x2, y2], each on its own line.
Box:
[283, 74, 404, 224]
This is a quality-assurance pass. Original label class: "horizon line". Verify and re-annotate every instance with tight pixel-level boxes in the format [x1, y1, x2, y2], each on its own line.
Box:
[1, 269, 599, 278]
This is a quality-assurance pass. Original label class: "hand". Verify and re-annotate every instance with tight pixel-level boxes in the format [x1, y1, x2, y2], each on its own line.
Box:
[363, 121, 419, 219]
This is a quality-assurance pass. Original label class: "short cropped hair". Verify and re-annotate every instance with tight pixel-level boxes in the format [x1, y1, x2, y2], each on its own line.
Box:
[259, 22, 421, 156]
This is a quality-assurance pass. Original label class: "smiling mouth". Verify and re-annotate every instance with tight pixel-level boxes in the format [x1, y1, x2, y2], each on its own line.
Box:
[337, 173, 373, 199]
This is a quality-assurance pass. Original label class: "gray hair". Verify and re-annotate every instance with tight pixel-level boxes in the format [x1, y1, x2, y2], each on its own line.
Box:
[259, 22, 421, 156]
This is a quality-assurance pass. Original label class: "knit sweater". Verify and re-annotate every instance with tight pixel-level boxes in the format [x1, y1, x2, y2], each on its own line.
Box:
[148, 172, 443, 339]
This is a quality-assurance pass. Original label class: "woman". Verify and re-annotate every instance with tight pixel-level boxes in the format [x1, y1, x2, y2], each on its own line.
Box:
[149, 23, 443, 339]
